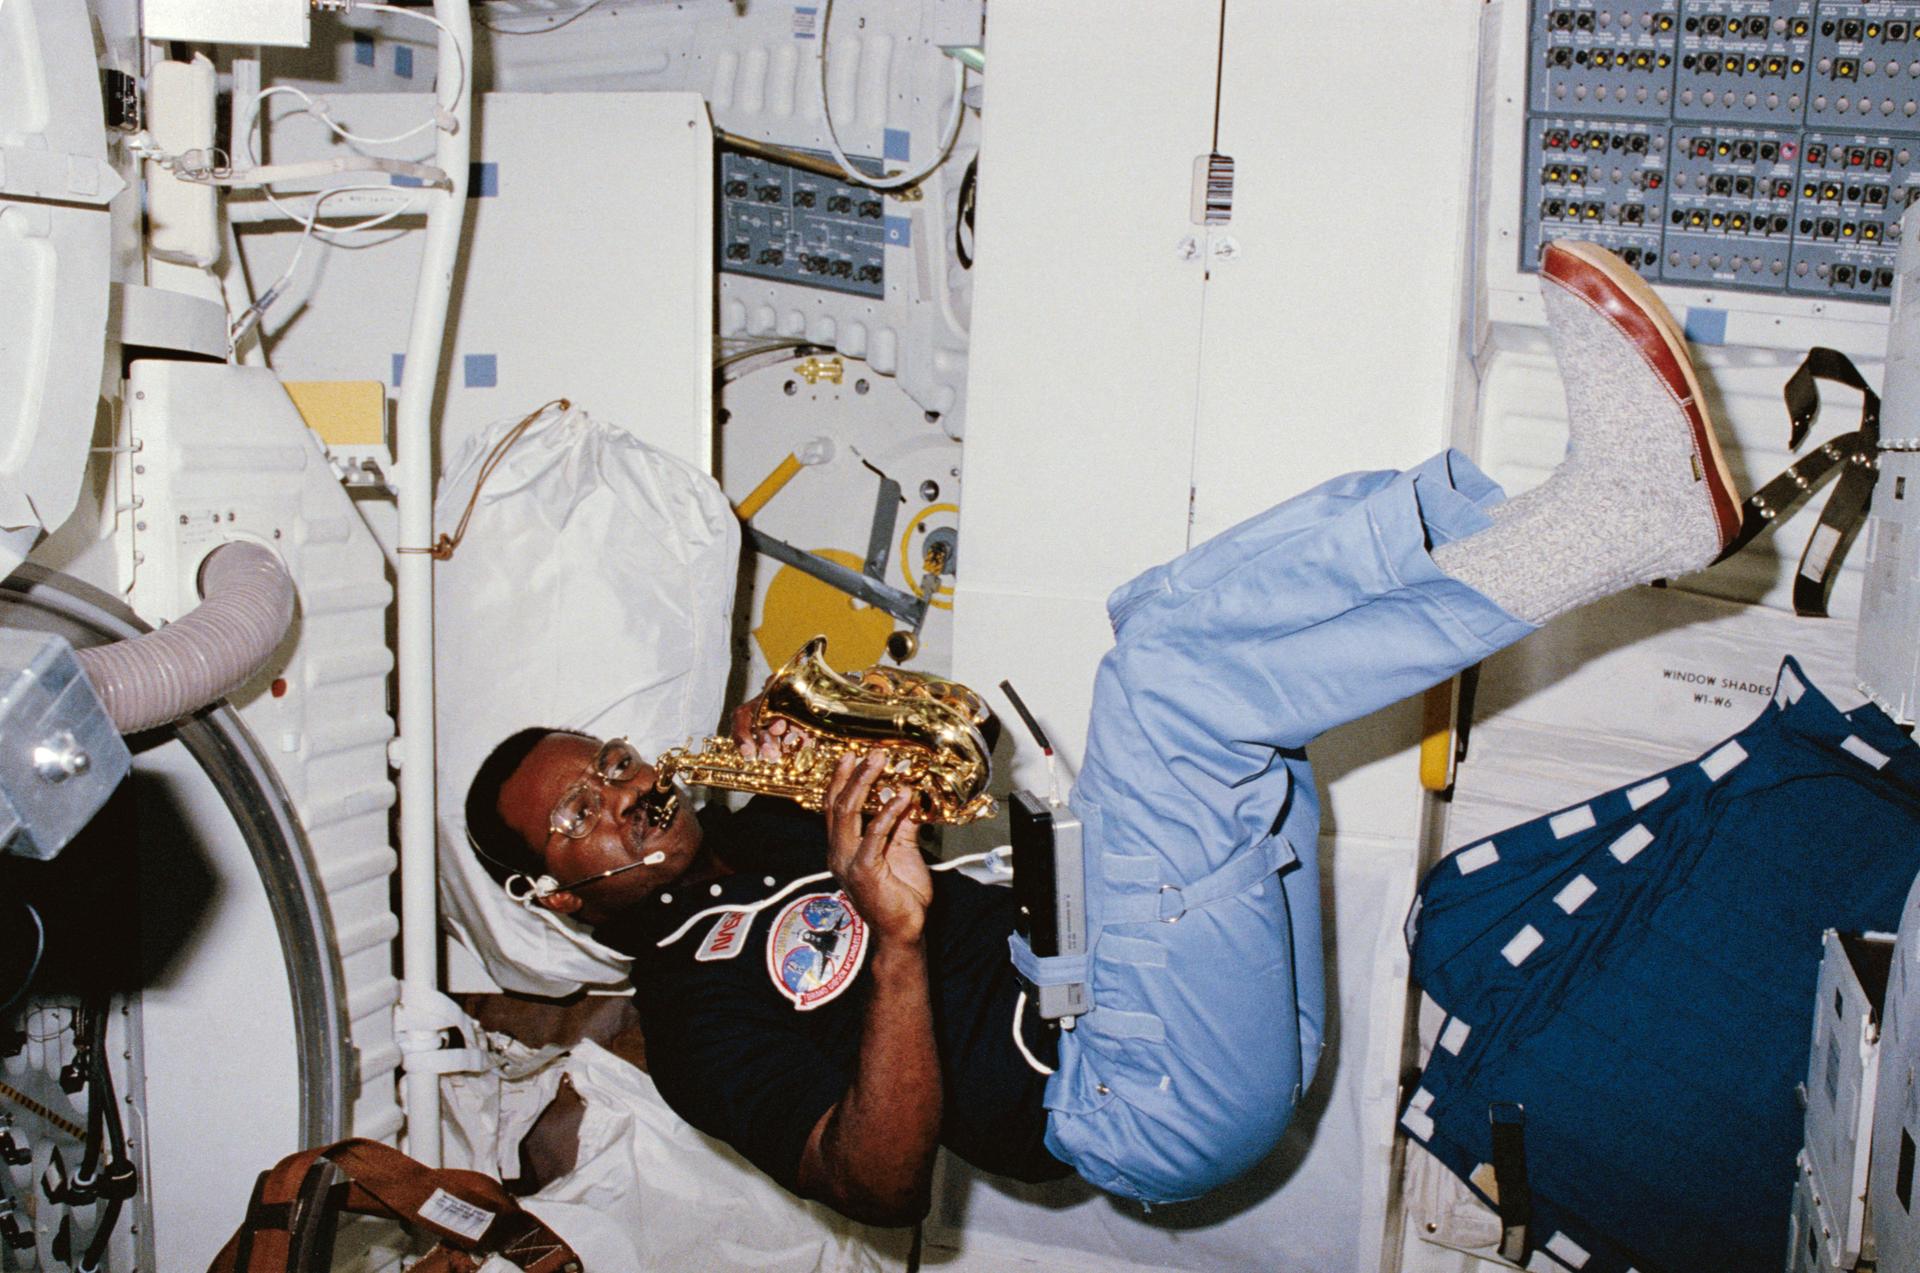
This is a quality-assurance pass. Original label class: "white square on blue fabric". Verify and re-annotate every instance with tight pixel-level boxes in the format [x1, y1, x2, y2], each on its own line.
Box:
[1456, 842, 1500, 874]
[1550, 806, 1598, 839]
[1503, 925, 1545, 966]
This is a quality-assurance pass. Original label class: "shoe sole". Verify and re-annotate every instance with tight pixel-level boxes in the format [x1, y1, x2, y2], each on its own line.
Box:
[1541, 240, 1742, 549]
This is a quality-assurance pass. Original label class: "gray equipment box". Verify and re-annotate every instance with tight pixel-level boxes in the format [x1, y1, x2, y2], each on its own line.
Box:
[1869, 871, 1920, 1270]
[1010, 790, 1088, 1020]
[1801, 929, 1893, 1269]
[0, 629, 129, 859]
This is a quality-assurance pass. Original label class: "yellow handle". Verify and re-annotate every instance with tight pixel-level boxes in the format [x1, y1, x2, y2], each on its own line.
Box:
[1419, 680, 1457, 792]
[734, 453, 806, 520]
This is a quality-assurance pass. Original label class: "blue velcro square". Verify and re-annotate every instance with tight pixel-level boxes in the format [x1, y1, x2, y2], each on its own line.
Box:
[883, 215, 911, 247]
[883, 128, 912, 161]
[393, 45, 414, 78]
[1684, 307, 1728, 346]
[464, 354, 498, 389]
[391, 173, 425, 188]
[390, 353, 405, 386]
[353, 31, 376, 66]
[469, 162, 499, 198]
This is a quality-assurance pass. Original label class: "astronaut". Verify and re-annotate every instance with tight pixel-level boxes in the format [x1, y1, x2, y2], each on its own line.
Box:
[462, 241, 1740, 1222]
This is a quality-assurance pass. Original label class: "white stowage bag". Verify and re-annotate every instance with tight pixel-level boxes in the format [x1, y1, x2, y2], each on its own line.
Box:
[521, 1042, 908, 1272]
[434, 403, 740, 996]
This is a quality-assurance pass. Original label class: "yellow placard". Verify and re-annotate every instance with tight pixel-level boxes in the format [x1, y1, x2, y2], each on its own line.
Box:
[283, 380, 386, 447]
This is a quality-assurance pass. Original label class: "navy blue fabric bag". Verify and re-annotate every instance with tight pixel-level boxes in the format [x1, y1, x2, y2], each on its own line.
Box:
[1404, 657, 1920, 1273]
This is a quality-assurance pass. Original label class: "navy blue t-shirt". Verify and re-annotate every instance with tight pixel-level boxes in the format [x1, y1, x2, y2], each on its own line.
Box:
[595, 796, 1068, 1194]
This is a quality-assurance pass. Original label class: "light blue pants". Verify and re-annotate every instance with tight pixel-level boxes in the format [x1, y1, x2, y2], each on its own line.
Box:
[1043, 450, 1538, 1203]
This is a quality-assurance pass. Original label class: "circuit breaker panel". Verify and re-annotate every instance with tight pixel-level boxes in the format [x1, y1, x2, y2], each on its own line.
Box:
[718, 150, 887, 299]
[1524, 0, 1920, 300]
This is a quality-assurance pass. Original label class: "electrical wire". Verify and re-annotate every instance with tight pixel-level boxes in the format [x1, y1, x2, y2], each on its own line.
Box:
[228, 184, 403, 350]
[0, 905, 42, 1020]
[229, 2, 468, 237]
[1011, 991, 1054, 1076]
[814, 0, 968, 191]
[954, 153, 977, 269]
[476, 0, 611, 36]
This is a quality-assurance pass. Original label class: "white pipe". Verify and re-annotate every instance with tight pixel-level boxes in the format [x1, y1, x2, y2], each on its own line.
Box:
[225, 190, 429, 224]
[396, 0, 472, 1167]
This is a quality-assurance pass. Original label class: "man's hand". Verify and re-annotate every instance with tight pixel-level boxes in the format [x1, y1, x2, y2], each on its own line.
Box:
[798, 748, 940, 1225]
[729, 695, 813, 762]
[824, 751, 933, 946]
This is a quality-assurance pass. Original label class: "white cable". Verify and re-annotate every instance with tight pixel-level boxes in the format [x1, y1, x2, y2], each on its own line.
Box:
[476, 0, 610, 35]
[231, 4, 469, 234]
[228, 183, 404, 349]
[355, 3, 470, 133]
[814, 0, 968, 190]
[1012, 991, 1055, 1076]
[656, 843, 1008, 949]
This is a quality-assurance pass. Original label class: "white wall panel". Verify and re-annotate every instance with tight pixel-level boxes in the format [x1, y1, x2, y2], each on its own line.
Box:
[951, 0, 1221, 789]
[243, 92, 712, 471]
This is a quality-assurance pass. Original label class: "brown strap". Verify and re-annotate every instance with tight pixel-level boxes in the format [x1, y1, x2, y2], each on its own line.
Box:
[208, 1139, 580, 1273]
[399, 398, 570, 561]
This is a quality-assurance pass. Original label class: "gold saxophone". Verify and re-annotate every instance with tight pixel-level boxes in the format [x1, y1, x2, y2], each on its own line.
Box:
[651, 636, 998, 826]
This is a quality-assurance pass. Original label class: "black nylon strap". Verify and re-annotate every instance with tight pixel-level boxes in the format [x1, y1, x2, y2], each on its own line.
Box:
[1714, 347, 1881, 615]
[231, 1170, 273, 1272]
[1491, 1102, 1532, 1265]
[286, 1163, 345, 1272]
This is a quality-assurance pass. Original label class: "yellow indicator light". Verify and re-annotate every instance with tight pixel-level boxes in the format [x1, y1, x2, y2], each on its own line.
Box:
[1866, 223, 1881, 239]
[1718, 142, 1732, 156]
[1793, 59, 1807, 73]
[1658, 53, 1672, 67]
[1585, 205, 1602, 219]
[1747, 57, 1761, 72]
[1711, 213, 1726, 228]
[1731, 214, 1748, 230]
[1843, 223, 1858, 237]
[1659, 14, 1673, 30]
[1869, 23, 1881, 38]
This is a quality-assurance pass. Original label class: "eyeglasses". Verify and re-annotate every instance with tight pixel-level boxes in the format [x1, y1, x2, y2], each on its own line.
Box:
[548, 738, 649, 840]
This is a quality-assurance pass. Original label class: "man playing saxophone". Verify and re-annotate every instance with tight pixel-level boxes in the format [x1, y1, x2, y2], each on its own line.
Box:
[461, 243, 1743, 1221]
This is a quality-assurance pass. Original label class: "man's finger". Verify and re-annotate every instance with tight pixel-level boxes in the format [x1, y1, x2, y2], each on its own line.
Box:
[858, 791, 914, 869]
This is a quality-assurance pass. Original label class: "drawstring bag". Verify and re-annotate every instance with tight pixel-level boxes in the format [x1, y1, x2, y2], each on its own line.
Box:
[432, 403, 738, 996]
[207, 1139, 581, 1272]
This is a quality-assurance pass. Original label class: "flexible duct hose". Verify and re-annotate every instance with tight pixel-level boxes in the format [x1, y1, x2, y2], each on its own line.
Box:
[76, 542, 296, 734]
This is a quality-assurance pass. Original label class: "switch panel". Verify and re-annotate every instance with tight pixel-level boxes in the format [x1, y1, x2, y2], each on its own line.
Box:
[1674, 0, 1815, 125]
[1525, 117, 1670, 272]
[719, 150, 887, 300]
[1663, 124, 1800, 285]
[1533, 0, 1682, 118]
[1787, 131, 1920, 293]
[1804, 3, 1920, 129]
[1523, 0, 1920, 300]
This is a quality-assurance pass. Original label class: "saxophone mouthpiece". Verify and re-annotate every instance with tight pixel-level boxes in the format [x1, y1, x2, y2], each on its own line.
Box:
[640, 785, 682, 830]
